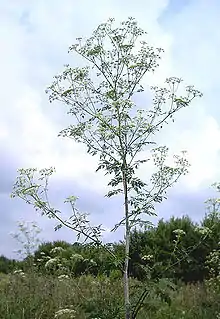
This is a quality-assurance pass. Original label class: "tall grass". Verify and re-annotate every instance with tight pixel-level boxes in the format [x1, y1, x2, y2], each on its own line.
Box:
[0, 271, 220, 319]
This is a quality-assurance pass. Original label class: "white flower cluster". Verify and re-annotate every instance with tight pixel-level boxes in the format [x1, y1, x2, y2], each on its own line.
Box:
[45, 257, 58, 269]
[173, 229, 186, 236]
[51, 247, 65, 255]
[195, 226, 211, 236]
[70, 254, 84, 261]
[142, 254, 153, 261]
[54, 307, 76, 318]
[13, 269, 25, 278]
[58, 274, 70, 281]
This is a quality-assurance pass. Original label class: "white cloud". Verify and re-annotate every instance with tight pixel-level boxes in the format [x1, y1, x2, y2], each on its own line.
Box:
[175, 116, 220, 189]
[0, 124, 8, 140]
[157, 0, 220, 190]
[0, 0, 171, 193]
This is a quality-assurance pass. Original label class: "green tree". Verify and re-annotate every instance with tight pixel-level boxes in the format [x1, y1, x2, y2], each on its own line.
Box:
[34, 240, 73, 259]
[201, 185, 220, 280]
[11, 17, 202, 319]
[34, 240, 122, 277]
[129, 215, 211, 283]
[202, 196, 220, 251]
[33, 240, 73, 274]
[0, 255, 18, 274]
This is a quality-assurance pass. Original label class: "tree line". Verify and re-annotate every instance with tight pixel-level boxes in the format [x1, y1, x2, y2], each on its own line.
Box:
[1, 208, 220, 284]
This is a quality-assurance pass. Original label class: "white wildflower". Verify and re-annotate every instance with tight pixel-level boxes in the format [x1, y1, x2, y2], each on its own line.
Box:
[173, 229, 186, 236]
[51, 247, 65, 255]
[54, 308, 76, 318]
[142, 254, 153, 261]
[58, 274, 69, 281]
[195, 226, 211, 236]
[70, 254, 84, 261]
[13, 269, 25, 278]
[45, 257, 58, 269]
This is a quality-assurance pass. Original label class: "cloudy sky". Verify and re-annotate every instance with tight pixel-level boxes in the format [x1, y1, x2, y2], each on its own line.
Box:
[0, 0, 220, 258]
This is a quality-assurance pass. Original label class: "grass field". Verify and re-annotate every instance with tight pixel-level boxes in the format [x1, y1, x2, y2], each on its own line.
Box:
[0, 271, 220, 319]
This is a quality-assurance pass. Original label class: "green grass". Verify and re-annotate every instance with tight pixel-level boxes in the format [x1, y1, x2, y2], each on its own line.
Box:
[0, 272, 220, 319]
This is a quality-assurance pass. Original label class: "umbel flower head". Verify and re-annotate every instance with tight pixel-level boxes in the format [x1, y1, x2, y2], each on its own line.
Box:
[54, 307, 76, 318]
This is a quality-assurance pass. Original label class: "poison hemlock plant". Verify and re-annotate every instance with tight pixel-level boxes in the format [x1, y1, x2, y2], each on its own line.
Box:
[11, 17, 202, 319]
[11, 220, 42, 272]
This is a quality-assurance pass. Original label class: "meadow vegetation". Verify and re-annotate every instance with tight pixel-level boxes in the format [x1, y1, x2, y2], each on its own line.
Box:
[1, 208, 220, 318]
